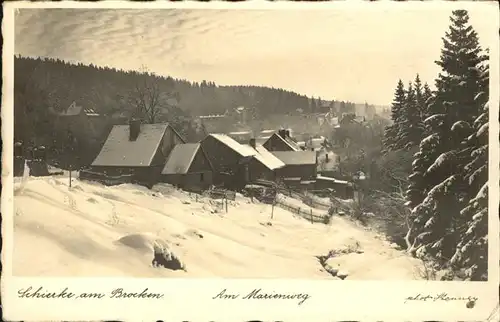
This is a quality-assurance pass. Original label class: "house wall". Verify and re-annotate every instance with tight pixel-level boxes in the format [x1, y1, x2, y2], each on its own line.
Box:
[263, 134, 295, 152]
[162, 171, 213, 191]
[184, 172, 213, 191]
[200, 136, 248, 188]
[189, 146, 213, 173]
[315, 179, 354, 199]
[87, 165, 163, 187]
[248, 158, 276, 182]
[161, 145, 214, 192]
[277, 164, 317, 181]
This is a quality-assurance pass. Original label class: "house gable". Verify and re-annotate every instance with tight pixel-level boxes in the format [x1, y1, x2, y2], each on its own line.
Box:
[188, 145, 213, 173]
[200, 134, 252, 173]
[92, 123, 169, 167]
[263, 133, 299, 152]
[162, 143, 212, 175]
[152, 124, 186, 166]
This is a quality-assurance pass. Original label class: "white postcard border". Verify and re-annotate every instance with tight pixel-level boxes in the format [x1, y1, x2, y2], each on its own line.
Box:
[2, 1, 499, 321]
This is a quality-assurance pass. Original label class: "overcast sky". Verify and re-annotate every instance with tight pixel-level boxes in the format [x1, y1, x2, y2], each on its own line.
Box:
[14, 3, 497, 105]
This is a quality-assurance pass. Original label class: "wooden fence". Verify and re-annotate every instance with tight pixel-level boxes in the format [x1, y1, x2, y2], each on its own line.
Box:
[278, 188, 335, 210]
[201, 187, 238, 213]
[275, 194, 329, 224]
[79, 169, 135, 186]
[208, 188, 236, 201]
[302, 193, 331, 210]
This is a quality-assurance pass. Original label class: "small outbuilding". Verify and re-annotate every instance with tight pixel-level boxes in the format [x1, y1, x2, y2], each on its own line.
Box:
[272, 150, 318, 181]
[161, 143, 214, 192]
[315, 174, 354, 199]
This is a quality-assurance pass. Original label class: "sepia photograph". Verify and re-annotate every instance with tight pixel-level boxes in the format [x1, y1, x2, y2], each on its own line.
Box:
[6, 2, 497, 284]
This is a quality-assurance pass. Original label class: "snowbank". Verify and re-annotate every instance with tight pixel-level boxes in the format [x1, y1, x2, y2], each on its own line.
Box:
[13, 176, 425, 279]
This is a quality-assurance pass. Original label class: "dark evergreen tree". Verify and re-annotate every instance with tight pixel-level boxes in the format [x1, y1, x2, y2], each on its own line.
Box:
[421, 82, 434, 123]
[310, 97, 317, 113]
[414, 74, 426, 127]
[406, 10, 488, 268]
[399, 82, 422, 149]
[383, 79, 406, 151]
[448, 50, 489, 281]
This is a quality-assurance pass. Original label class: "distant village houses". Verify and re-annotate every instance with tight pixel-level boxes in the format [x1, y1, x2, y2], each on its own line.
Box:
[263, 129, 302, 152]
[50, 101, 107, 139]
[74, 111, 354, 199]
[271, 150, 318, 188]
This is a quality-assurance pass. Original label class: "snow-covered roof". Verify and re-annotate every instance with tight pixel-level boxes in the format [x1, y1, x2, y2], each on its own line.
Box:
[92, 123, 171, 167]
[64, 101, 82, 116]
[272, 151, 316, 165]
[310, 137, 325, 147]
[271, 133, 302, 151]
[228, 131, 252, 135]
[244, 144, 285, 170]
[199, 114, 226, 119]
[84, 107, 99, 116]
[316, 174, 350, 185]
[208, 134, 256, 157]
[161, 143, 201, 175]
[283, 177, 301, 181]
[51, 101, 85, 117]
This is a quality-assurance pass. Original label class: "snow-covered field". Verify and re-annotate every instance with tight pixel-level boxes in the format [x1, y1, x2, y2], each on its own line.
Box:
[12, 175, 425, 279]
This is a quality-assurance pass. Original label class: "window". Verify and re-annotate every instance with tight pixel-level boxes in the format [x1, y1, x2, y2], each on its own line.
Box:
[200, 173, 204, 182]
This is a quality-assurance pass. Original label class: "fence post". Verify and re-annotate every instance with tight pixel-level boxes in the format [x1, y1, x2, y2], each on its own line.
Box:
[69, 165, 72, 188]
[310, 208, 313, 224]
[225, 195, 228, 213]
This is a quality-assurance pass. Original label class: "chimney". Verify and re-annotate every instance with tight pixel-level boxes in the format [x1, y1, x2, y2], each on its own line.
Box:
[129, 118, 141, 141]
[285, 130, 290, 138]
[278, 129, 286, 138]
[249, 138, 256, 149]
[325, 153, 329, 162]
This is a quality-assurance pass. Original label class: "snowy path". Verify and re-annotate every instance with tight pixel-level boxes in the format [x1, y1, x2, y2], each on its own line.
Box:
[12, 176, 425, 279]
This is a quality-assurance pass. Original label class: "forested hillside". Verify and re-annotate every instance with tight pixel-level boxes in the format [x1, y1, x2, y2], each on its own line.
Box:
[383, 10, 489, 280]
[14, 55, 389, 169]
[14, 55, 379, 147]
[14, 55, 371, 117]
[13, 56, 371, 135]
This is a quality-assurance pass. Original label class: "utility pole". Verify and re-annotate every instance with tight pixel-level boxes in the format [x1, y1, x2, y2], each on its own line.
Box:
[225, 193, 228, 213]
[270, 189, 276, 220]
